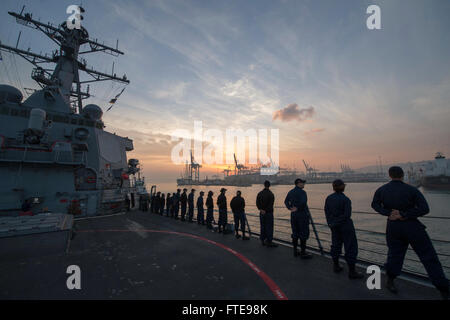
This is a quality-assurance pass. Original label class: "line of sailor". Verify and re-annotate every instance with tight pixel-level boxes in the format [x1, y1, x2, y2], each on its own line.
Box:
[139, 166, 448, 299]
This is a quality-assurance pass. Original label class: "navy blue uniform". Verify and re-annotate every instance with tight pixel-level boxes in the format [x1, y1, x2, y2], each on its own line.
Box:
[159, 196, 165, 215]
[206, 195, 214, 229]
[217, 194, 228, 229]
[256, 188, 275, 243]
[324, 192, 358, 265]
[188, 192, 195, 222]
[284, 186, 310, 241]
[173, 192, 180, 219]
[230, 195, 246, 234]
[180, 192, 187, 220]
[372, 180, 448, 290]
[139, 195, 147, 212]
[166, 195, 171, 216]
[154, 195, 160, 214]
[150, 195, 155, 213]
[125, 195, 130, 211]
[197, 195, 205, 224]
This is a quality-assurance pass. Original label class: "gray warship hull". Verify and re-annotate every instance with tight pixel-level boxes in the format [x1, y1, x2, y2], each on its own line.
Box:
[0, 8, 145, 219]
[0, 100, 136, 217]
[0, 7, 149, 261]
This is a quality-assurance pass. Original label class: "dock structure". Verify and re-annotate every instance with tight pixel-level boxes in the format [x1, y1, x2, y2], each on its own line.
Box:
[177, 159, 390, 186]
[0, 209, 443, 299]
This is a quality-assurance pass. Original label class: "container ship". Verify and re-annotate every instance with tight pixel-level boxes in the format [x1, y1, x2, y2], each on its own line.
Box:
[421, 152, 450, 190]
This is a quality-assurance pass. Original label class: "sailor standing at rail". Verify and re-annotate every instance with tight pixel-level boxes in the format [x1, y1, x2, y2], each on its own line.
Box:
[206, 191, 214, 229]
[324, 179, 363, 279]
[137, 194, 141, 211]
[188, 189, 195, 223]
[125, 194, 130, 212]
[150, 193, 155, 213]
[130, 193, 135, 210]
[230, 191, 249, 240]
[256, 181, 277, 247]
[145, 193, 150, 212]
[217, 188, 228, 233]
[173, 189, 181, 220]
[180, 188, 188, 221]
[152, 193, 158, 213]
[284, 178, 311, 258]
[197, 191, 205, 225]
[141, 194, 149, 212]
[166, 193, 172, 217]
[170, 192, 176, 218]
[154, 192, 161, 214]
[371, 166, 449, 299]
[160, 193, 165, 215]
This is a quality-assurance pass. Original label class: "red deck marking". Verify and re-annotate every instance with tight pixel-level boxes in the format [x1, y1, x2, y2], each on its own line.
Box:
[78, 229, 288, 300]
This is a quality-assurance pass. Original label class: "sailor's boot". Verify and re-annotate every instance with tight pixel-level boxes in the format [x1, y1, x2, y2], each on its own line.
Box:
[299, 240, 312, 259]
[348, 264, 364, 279]
[266, 241, 278, 247]
[292, 239, 300, 257]
[386, 275, 398, 293]
[437, 286, 449, 300]
[333, 258, 343, 273]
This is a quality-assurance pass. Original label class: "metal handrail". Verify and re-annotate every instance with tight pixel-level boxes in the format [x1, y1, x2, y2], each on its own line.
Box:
[244, 207, 450, 244]
[245, 211, 450, 254]
[248, 214, 448, 258]
[246, 204, 450, 220]
[154, 201, 450, 278]
[275, 223, 450, 259]
[233, 209, 450, 277]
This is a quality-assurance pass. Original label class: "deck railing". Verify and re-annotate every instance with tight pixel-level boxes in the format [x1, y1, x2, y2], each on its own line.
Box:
[238, 205, 450, 280]
[148, 185, 449, 282]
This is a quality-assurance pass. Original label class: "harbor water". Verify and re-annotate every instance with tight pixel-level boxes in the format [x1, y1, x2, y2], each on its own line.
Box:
[151, 182, 450, 278]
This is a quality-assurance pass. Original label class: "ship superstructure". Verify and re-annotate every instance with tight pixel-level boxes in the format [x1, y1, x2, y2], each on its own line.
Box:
[0, 7, 144, 217]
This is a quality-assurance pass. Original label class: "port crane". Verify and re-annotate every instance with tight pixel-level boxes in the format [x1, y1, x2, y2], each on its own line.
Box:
[183, 150, 201, 182]
[190, 150, 201, 182]
[340, 164, 354, 175]
[302, 159, 318, 179]
[223, 166, 232, 177]
[234, 153, 247, 175]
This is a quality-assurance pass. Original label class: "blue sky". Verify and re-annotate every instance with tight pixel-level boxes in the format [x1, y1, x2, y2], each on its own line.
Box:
[1, 0, 449, 181]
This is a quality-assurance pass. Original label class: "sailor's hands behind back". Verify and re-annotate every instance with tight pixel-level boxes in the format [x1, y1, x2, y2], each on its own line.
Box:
[389, 210, 406, 221]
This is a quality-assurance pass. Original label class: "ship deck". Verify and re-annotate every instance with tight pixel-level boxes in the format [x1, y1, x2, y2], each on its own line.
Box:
[0, 210, 441, 299]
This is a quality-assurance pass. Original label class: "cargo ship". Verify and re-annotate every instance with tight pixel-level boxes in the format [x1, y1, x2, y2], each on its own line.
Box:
[421, 152, 450, 190]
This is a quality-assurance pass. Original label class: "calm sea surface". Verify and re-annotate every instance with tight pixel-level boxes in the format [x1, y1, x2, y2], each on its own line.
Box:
[150, 181, 450, 277]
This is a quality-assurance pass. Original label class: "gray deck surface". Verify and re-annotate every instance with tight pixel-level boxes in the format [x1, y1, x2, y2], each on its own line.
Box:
[0, 210, 442, 299]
